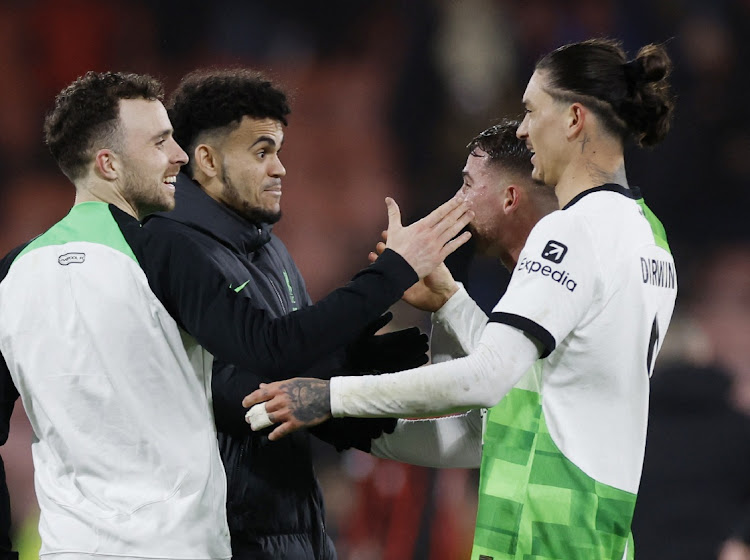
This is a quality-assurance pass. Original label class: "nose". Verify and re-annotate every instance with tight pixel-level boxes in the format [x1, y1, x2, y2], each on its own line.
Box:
[517, 117, 529, 140]
[171, 138, 189, 166]
[271, 155, 286, 178]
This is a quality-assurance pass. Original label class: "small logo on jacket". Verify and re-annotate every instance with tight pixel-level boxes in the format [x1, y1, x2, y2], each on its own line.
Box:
[542, 240, 567, 263]
[230, 279, 251, 293]
[58, 252, 85, 265]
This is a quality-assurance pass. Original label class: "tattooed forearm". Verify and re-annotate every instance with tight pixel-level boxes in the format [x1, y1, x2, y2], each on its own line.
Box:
[283, 379, 331, 423]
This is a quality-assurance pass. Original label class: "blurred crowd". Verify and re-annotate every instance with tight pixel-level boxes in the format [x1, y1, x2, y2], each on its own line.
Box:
[1, 0, 749, 558]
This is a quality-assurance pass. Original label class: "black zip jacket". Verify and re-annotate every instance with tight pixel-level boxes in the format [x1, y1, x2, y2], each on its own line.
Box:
[143, 174, 411, 559]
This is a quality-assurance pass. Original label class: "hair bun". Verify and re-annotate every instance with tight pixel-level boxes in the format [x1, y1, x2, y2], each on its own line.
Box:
[623, 59, 646, 86]
[633, 44, 671, 83]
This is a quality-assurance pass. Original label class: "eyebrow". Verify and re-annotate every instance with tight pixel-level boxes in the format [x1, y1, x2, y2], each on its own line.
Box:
[150, 129, 173, 142]
[251, 135, 283, 148]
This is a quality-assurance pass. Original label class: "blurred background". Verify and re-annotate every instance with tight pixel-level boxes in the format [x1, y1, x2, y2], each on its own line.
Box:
[1, 0, 750, 558]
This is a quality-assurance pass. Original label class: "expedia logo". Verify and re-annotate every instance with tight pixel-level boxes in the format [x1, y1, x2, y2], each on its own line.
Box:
[542, 240, 567, 263]
[58, 252, 85, 265]
[518, 256, 578, 292]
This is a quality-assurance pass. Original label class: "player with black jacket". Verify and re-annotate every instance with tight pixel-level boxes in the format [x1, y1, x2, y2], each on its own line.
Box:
[142, 68, 448, 559]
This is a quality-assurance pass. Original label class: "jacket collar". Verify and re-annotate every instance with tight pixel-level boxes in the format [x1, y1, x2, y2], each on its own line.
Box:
[149, 172, 272, 254]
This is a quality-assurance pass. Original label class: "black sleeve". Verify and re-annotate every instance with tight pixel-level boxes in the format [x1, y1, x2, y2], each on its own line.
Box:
[211, 356, 396, 451]
[211, 361, 264, 437]
[128, 222, 417, 378]
[0, 246, 24, 559]
[0, 353, 19, 559]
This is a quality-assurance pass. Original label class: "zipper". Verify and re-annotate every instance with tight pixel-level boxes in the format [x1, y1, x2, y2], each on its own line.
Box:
[268, 277, 287, 314]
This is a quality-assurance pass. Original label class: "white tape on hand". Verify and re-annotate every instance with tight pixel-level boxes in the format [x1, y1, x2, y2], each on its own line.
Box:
[245, 402, 273, 431]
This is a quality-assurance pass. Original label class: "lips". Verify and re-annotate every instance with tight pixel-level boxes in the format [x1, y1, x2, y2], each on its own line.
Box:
[162, 175, 177, 192]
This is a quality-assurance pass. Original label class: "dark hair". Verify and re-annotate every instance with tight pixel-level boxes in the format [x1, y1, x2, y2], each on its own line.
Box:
[44, 71, 163, 181]
[168, 68, 291, 176]
[468, 120, 556, 208]
[536, 38, 674, 147]
[467, 119, 533, 176]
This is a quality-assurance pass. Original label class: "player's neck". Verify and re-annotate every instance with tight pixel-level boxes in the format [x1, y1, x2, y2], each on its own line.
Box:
[74, 178, 139, 219]
[555, 152, 627, 208]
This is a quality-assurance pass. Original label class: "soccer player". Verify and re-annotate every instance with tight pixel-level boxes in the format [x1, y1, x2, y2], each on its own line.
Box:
[0, 71, 472, 558]
[144, 68, 431, 560]
[244, 38, 678, 560]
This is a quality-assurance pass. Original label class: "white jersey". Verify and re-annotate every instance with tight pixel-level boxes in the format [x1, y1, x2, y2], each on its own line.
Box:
[490, 185, 676, 492]
[0, 203, 231, 559]
[361, 186, 676, 559]
[334, 185, 676, 495]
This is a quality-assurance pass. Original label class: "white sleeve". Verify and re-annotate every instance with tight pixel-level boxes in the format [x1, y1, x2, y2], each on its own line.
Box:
[430, 283, 488, 362]
[367, 285, 486, 469]
[370, 410, 482, 468]
[490, 211, 600, 357]
[330, 322, 541, 418]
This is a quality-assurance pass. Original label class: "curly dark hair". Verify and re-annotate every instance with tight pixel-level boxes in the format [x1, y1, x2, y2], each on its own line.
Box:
[168, 68, 291, 177]
[536, 38, 675, 147]
[43, 71, 163, 181]
[467, 119, 533, 176]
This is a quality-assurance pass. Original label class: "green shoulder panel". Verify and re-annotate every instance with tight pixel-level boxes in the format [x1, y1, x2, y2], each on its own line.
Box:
[15, 202, 138, 264]
[636, 198, 670, 254]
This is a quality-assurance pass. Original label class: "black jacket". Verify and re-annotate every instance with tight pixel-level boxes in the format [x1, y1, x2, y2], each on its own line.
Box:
[143, 174, 407, 559]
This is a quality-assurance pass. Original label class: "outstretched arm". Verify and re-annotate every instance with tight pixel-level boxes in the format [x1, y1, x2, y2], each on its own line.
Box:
[133, 197, 472, 377]
[243, 322, 541, 441]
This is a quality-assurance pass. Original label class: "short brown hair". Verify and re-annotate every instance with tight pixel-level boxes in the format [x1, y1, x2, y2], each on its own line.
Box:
[467, 119, 534, 176]
[44, 71, 163, 181]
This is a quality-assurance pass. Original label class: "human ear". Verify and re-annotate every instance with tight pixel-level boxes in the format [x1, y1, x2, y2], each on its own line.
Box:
[194, 144, 219, 178]
[566, 103, 586, 140]
[94, 149, 118, 180]
[503, 185, 520, 214]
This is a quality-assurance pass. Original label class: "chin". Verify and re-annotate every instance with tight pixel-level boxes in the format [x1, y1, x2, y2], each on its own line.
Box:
[240, 204, 282, 225]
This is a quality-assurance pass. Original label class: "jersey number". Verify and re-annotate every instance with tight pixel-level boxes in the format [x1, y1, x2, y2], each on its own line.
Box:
[646, 316, 659, 377]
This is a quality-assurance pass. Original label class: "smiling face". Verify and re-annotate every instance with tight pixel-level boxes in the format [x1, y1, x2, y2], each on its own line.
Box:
[116, 98, 187, 218]
[517, 70, 570, 187]
[213, 116, 286, 224]
[458, 148, 512, 256]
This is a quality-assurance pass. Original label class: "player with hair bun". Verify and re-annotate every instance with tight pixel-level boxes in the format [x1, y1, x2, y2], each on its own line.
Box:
[244, 38, 678, 560]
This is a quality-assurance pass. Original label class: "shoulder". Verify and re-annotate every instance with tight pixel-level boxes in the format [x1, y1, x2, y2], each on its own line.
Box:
[267, 233, 295, 261]
[523, 209, 597, 261]
[0, 241, 33, 283]
[140, 215, 216, 254]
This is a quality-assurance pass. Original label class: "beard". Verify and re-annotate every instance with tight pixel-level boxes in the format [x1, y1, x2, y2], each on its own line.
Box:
[121, 161, 175, 219]
[221, 166, 282, 226]
[468, 223, 491, 255]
